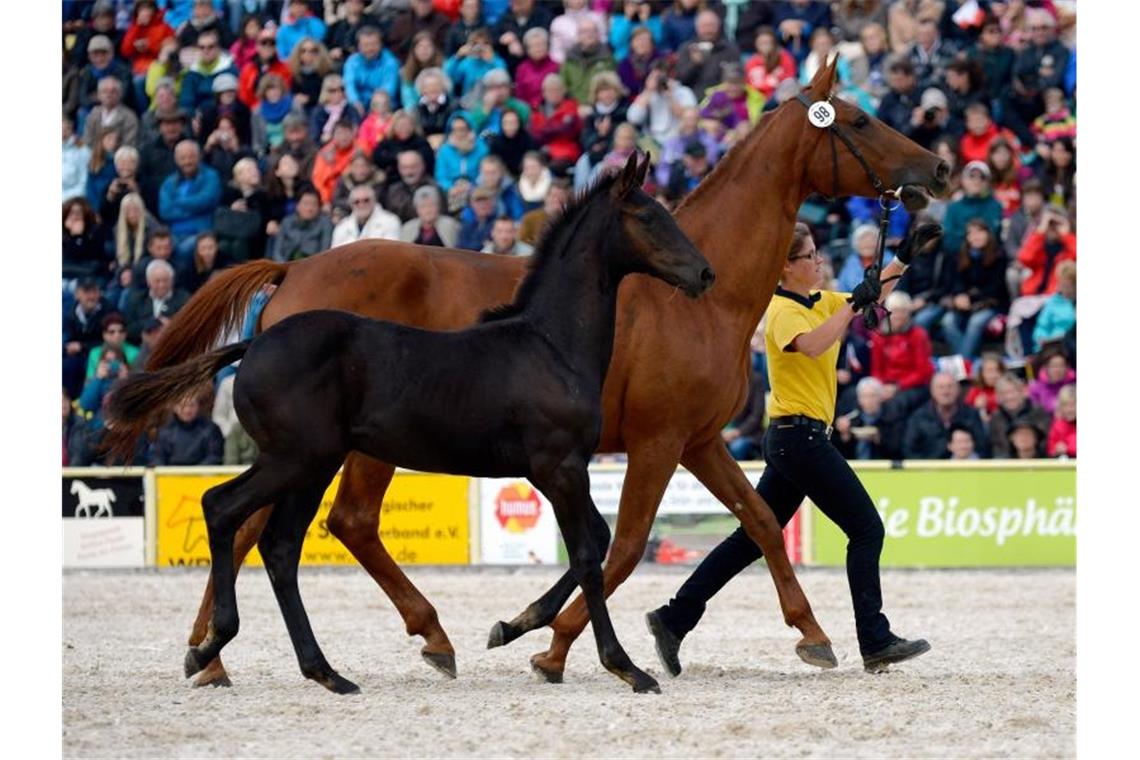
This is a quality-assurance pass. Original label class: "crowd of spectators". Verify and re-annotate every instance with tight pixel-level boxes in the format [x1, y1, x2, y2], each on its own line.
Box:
[61, 0, 1076, 467]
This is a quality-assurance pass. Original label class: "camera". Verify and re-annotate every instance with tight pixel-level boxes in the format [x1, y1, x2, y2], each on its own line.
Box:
[922, 107, 938, 123]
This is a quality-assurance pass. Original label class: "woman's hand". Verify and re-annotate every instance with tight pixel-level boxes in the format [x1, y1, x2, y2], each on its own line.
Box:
[954, 293, 971, 311]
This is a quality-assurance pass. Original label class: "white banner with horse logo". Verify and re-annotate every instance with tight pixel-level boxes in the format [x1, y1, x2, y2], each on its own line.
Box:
[62, 473, 146, 568]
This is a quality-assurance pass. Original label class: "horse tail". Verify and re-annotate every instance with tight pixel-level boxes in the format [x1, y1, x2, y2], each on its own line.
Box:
[105, 341, 253, 463]
[146, 259, 287, 371]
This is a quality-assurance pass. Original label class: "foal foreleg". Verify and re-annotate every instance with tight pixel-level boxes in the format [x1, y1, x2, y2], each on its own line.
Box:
[326, 453, 456, 678]
[187, 505, 272, 687]
[681, 438, 835, 666]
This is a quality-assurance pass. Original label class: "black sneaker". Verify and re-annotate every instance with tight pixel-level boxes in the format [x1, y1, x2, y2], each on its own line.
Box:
[863, 637, 931, 673]
[645, 608, 683, 677]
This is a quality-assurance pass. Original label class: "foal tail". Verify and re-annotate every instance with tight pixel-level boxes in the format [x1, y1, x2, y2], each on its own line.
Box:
[105, 341, 252, 463]
[146, 259, 287, 371]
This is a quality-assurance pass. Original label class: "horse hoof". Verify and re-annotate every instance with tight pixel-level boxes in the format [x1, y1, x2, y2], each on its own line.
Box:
[183, 649, 206, 679]
[191, 660, 232, 688]
[529, 654, 564, 684]
[632, 674, 661, 694]
[487, 621, 510, 649]
[422, 650, 457, 679]
[796, 641, 838, 669]
[328, 674, 361, 695]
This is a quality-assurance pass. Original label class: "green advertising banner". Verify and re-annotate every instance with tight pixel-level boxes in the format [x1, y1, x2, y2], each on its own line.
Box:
[811, 463, 1076, 567]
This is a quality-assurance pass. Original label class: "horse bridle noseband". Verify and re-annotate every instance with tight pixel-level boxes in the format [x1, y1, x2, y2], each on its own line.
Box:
[793, 92, 902, 330]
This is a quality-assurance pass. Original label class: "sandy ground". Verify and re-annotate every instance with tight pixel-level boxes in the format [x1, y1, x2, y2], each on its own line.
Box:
[63, 566, 1074, 758]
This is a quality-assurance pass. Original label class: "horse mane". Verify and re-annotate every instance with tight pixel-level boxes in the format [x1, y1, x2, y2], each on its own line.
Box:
[479, 171, 621, 323]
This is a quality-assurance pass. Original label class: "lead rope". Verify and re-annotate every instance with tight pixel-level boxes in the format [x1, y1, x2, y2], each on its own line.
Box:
[860, 193, 903, 332]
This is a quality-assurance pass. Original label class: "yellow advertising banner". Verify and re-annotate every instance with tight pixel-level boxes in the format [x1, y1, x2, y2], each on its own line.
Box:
[155, 470, 470, 566]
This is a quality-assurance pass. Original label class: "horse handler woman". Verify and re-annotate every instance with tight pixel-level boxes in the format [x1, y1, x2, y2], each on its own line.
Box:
[647, 220, 943, 674]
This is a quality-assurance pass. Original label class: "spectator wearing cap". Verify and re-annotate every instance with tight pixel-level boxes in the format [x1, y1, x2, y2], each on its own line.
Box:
[158, 139, 223, 264]
[344, 25, 401, 115]
[399, 185, 460, 247]
[745, 26, 797, 101]
[699, 63, 763, 134]
[940, 218, 1008, 361]
[902, 372, 988, 460]
[514, 28, 561, 109]
[63, 278, 114, 396]
[77, 35, 135, 125]
[384, 149, 445, 224]
[150, 394, 224, 466]
[331, 184, 401, 247]
[444, 0, 487, 59]
[467, 68, 532, 139]
[906, 18, 956, 92]
[941, 160, 1003, 261]
[444, 27, 508, 98]
[970, 15, 1015, 108]
[549, 0, 608, 65]
[493, 0, 556, 73]
[140, 77, 190, 146]
[120, 0, 174, 108]
[311, 119, 363, 206]
[327, 0, 380, 65]
[132, 316, 167, 374]
[269, 112, 319, 181]
[69, 1, 122, 68]
[675, 10, 741, 101]
[458, 184, 500, 251]
[988, 372, 1050, 459]
[251, 73, 299, 155]
[560, 17, 617, 106]
[85, 311, 141, 382]
[124, 258, 190, 343]
[178, 29, 238, 112]
[665, 139, 712, 203]
[198, 71, 253, 148]
[277, 0, 327, 60]
[905, 87, 960, 151]
[436, 112, 491, 193]
[959, 101, 1020, 166]
[238, 27, 293, 109]
[875, 55, 919, 136]
[388, 0, 451, 59]
[271, 184, 333, 261]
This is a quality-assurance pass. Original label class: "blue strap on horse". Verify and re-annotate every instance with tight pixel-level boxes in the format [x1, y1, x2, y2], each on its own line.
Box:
[241, 288, 272, 340]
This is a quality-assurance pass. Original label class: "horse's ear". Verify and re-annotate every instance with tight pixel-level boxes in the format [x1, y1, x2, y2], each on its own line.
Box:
[635, 154, 651, 186]
[614, 151, 639, 198]
[806, 51, 839, 100]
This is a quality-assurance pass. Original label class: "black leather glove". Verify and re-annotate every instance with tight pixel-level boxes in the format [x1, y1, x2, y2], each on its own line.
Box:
[896, 222, 943, 265]
[847, 265, 882, 311]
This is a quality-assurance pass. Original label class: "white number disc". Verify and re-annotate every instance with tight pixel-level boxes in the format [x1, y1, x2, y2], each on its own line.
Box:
[807, 101, 835, 128]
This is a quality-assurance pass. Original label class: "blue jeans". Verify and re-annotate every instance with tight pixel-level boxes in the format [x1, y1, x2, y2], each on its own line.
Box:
[940, 308, 998, 360]
[912, 303, 945, 338]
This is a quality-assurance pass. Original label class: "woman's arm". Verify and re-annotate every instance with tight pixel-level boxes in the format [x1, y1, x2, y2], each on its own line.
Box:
[790, 304, 856, 358]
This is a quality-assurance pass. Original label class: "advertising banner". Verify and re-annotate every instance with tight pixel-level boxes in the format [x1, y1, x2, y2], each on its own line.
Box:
[155, 470, 470, 566]
[479, 480, 560, 564]
[812, 464, 1076, 567]
[62, 472, 146, 568]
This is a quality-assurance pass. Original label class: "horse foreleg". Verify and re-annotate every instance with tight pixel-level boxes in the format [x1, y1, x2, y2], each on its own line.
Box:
[186, 505, 272, 687]
[529, 444, 681, 682]
[680, 437, 835, 666]
[326, 452, 456, 678]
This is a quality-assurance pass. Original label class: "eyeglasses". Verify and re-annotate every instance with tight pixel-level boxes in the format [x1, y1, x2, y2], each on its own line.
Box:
[788, 250, 822, 262]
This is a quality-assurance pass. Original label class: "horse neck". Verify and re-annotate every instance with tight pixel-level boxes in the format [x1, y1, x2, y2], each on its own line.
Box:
[673, 105, 812, 331]
[523, 208, 622, 385]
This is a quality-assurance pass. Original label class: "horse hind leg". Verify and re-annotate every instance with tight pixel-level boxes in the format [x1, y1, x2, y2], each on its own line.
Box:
[185, 463, 285, 679]
[326, 453, 456, 679]
[260, 467, 360, 695]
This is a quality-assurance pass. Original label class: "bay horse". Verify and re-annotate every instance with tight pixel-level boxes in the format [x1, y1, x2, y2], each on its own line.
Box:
[109, 155, 714, 694]
[148, 57, 949, 687]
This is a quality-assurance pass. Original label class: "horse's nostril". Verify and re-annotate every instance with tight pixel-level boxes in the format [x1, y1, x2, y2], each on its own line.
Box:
[935, 160, 951, 182]
[701, 268, 716, 285]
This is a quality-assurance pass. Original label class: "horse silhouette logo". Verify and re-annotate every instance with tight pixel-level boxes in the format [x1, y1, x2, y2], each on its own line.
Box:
[70, 480, 116, 518]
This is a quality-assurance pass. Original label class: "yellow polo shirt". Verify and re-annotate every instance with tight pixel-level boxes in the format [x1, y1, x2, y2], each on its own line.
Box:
[765, 288, 850, 424]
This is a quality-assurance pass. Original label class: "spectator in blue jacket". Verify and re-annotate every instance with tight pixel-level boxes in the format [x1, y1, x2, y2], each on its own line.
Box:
[158, 140, 222, 265]
[277, 0, 327, 60]
[343, 25, 401, 117]
[941, 160, 1004, 261]
[178, 28, 238, 112]
[435, 112, 489, 193]
[458, 184, 498, 250]
[444, 27, 509, 98]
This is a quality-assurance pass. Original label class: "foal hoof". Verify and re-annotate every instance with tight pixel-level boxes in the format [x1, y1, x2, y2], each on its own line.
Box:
[796, 641, 838, 670]
[183, 648, 207, 679]
[310, 670, 361, 695]
[422, 650, 457, 679]
[529, 653, 564, 684]
[191, 659, 232, 688]
[487, 621, 518, 649]
[631, 672, 661, 694]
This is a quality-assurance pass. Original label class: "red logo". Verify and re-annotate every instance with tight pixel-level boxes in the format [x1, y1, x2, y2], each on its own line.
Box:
[494, 483, 542, 533]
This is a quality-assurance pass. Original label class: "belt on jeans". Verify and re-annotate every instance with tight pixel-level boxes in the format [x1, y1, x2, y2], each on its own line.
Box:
[770, 414, 833, 437]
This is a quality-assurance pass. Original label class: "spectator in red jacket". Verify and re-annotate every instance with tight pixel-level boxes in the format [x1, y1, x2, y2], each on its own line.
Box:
[239, 27, 293, 109]
[959, 101, 1020, 165]
[1046, 383, 1076, 458]
[529, 73, 582, 171]
[965, 352, 1005, 424]
[1017, 205, 1076, 297]
[120, 1, 174, 79]
[870, 290, 934, 413]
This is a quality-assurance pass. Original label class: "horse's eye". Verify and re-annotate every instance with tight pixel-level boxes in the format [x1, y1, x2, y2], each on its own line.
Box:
[637, 211, 655, 223]
[854, 115, 870, 129]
